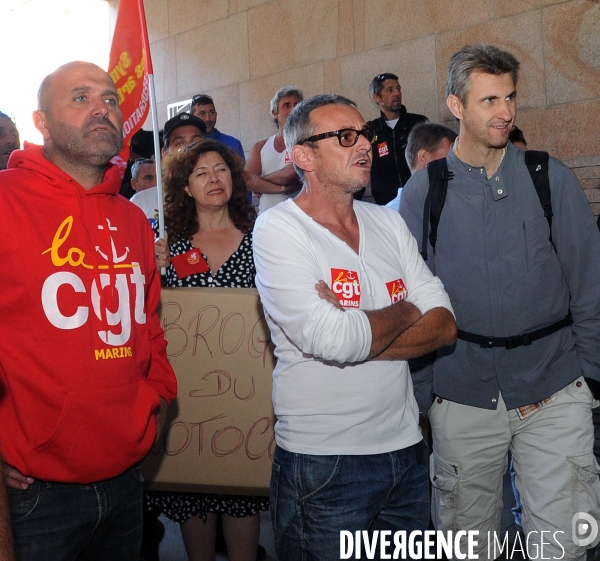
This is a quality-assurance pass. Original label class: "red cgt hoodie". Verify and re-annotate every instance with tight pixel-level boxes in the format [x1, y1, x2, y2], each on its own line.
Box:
[0, 144, 177, 483]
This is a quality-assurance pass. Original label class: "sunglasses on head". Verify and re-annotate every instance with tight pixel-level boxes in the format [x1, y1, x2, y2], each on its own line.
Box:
[191, 94, 214, 106]
[374, 73, 397, 82]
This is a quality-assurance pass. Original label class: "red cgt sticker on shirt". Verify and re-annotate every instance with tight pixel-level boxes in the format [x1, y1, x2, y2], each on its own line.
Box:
[386, 278, 408, 304]
[331, 269, 361, 308]
[284, 150, 292, 164]
[378, 141, 389, 157]
[171, 248, 210, 278]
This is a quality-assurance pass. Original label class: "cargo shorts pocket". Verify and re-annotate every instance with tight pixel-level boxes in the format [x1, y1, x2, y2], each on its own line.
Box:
[567, 453, 600, 515]
[430, 453, 460, 530]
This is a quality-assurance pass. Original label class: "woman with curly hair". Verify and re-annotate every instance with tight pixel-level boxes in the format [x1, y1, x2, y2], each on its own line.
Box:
[148, 139, 267, 561]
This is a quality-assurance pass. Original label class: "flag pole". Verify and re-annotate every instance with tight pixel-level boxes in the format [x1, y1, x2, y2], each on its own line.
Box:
[147, 73, 166, 274]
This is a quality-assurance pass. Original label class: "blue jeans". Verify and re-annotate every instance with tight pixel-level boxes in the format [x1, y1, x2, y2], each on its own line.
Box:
[9, 467, 144, 561]
[270, 443, 429, 561]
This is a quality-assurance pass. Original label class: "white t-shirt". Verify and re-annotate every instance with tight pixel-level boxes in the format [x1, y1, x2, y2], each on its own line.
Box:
[130, 187, 159, 220]
[258, 135, 294, 214]
[253, 199, 453, 455]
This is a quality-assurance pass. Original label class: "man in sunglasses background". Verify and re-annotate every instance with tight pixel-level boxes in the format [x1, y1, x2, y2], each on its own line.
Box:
[367, 72, 428, 205]
[253, 94, 456, 561]
[190, 94, 245, 161]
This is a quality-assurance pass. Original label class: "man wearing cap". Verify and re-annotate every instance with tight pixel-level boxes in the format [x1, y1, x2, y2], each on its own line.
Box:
[130, 113, 206, 220]
[190, 94, 244, 161]
[367, 73, 428, 205]
[162, 112, 206, 154]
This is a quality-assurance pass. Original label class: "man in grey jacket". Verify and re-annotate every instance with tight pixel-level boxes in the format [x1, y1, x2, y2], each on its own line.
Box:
[400, 44, 600, 560]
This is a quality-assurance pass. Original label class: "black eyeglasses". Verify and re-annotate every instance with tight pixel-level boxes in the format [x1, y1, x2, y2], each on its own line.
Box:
[299, 128, 376, 147]
[191, 94, 214, 106]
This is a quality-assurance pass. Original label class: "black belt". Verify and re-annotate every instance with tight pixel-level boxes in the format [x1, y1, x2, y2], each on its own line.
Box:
[457, 313, 572, 350]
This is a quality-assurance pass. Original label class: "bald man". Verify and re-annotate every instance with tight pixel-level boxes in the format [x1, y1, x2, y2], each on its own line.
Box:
[0, 61, 177, 561]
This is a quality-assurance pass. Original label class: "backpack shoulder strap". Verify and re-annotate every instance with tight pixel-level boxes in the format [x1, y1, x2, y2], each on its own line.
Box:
[421, 158, 450, 260]
[524, 150, 553, 247]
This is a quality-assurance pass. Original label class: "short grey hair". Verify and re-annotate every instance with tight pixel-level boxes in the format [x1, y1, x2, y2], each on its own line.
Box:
[446, 44, 520, 105]
[283, 94, 357, 182]
[270, 86, 304, 124]
[405, 123, 457, 173]
[131, 158, 155, 180]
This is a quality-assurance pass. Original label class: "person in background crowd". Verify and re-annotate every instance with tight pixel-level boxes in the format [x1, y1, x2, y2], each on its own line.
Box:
[148, 139, 268, 561]
[130, 158, 157, 193]
[245, 86, 303, 213]
[366, 72, 428, 205]
[0, 60, 177, 561]
[190, 94, 245, 161]
[508, 124, 527, 150]
[386, 122, 457, 211]
[120, 128, 155, 199]
[0, 111, 19, 171]
[130, 113, 206, 222]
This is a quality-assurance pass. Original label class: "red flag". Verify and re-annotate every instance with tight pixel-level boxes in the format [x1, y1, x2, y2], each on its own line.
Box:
[108, 0, 153, 175]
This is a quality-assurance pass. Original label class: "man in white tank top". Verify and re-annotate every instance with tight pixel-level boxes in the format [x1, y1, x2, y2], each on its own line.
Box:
[246, 86, 304, 214]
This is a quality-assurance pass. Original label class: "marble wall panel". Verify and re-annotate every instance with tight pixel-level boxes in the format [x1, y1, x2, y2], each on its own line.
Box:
[364, 0, 436, 50]
[247, 0, 338, 78]
[167, 0, 228, 36]
[229, 0, 272, 14]
[175, 12, 250, 97]
[516, 100, 600, 161]
[352, 0, 366, 52]
[143, 0, 169, 43]
[544, 0, 600, 105]
[338, 0, 355, 57]
[323, 59, 343, 95]
[150, 36, 178, 105]
[363, 0, 491, 51]
[495, 0, 565, 18]
[434, 0, 492, 33]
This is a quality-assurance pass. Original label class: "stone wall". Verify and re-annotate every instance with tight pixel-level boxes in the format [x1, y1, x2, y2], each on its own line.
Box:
[132, 0, 600, 214]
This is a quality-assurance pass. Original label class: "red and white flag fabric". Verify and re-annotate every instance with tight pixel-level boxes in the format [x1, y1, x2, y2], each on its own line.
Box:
[108, 0, 153, 175]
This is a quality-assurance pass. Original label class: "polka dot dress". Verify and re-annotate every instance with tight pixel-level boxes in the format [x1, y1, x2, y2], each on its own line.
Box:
[163, 231, 255, 289]
[147, 228, 268, 523]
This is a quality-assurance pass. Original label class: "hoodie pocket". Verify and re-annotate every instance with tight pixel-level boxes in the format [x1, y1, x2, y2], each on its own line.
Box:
[33, 380, 159, 481]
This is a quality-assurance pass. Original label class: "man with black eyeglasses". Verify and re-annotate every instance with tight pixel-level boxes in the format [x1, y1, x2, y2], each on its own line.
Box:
[366, 72, 428, 205]
[253, 94, 456, 561]
[190, 94, 245, 161]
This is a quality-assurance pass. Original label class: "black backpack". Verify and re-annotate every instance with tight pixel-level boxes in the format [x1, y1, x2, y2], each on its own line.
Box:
[420, 150, 552, 261]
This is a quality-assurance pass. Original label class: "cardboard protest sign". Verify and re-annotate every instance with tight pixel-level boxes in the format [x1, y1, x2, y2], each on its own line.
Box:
[142, 287, 275, 495]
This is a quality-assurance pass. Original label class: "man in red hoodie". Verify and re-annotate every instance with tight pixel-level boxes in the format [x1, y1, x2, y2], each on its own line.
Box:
[0, 61, 177, 560]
